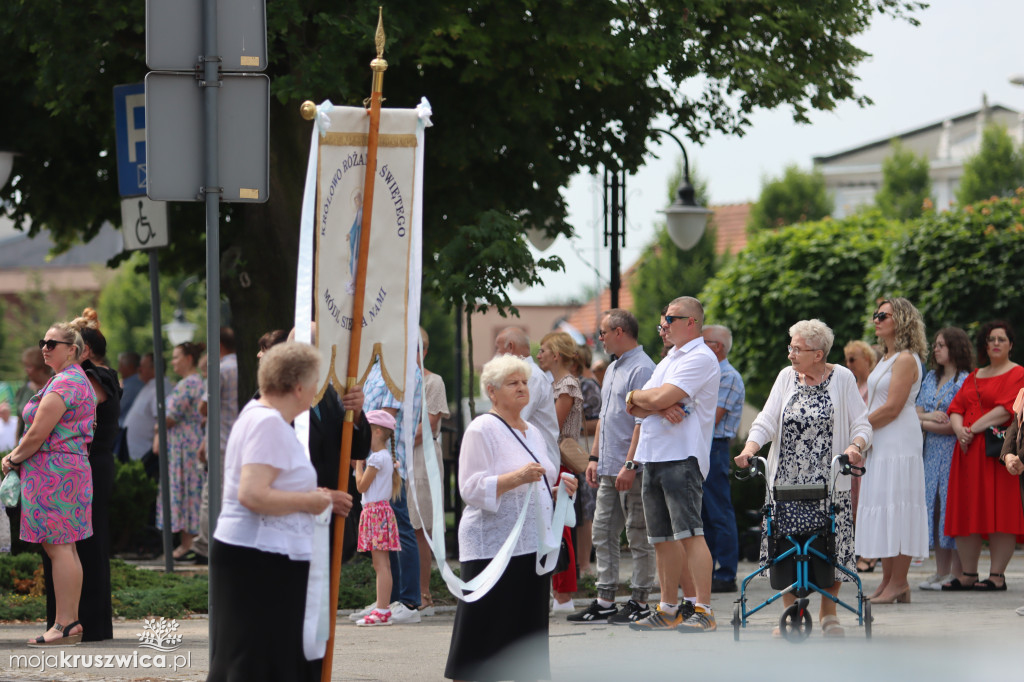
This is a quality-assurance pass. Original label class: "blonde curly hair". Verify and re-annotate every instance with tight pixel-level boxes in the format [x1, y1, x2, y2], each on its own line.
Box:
[876, 297, 928, 362]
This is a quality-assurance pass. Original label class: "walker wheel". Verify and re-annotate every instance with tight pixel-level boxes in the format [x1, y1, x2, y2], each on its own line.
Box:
[779, 603, 812, 642]
[863, 600, 872, 640]
[732, 603, 741, 642]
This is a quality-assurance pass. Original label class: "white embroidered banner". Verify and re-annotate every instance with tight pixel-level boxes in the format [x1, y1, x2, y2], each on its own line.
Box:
[313, 106, 422, 401]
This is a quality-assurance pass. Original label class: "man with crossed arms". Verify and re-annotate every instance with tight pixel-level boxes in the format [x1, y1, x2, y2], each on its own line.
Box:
[627, 296, 720, 632]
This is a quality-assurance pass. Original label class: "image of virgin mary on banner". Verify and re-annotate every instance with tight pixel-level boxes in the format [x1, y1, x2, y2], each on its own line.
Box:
[312, 105, 425, 401]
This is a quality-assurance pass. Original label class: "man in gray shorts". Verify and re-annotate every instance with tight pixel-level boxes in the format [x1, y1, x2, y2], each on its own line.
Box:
[626, 296, 720, 632]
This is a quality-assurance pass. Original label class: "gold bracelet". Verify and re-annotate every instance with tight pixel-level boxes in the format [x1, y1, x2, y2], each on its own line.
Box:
[626, 390, 635, 407]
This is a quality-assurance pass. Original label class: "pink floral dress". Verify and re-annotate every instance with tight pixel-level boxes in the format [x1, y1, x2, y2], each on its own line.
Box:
[20, 364, 96, 544]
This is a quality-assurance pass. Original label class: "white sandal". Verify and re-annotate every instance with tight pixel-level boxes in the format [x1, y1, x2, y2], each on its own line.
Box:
[820, 615, 844, 638]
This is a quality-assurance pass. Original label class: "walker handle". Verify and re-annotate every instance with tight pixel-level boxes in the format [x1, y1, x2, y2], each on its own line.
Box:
[734, 456, 767, 481]
[833, 453, 865, 477]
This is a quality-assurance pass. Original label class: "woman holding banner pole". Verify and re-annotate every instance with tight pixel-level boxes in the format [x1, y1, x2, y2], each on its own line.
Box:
[445, 355, 577, 682]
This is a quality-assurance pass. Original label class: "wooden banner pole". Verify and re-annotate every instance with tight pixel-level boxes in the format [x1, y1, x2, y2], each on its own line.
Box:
[319, 8, 388, 681]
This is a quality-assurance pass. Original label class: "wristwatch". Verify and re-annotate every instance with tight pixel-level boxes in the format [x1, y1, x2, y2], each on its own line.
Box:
[624, 460, 638, 471]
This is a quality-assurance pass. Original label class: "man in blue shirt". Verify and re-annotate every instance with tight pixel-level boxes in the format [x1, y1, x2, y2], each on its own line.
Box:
[701, 325, 746, 593]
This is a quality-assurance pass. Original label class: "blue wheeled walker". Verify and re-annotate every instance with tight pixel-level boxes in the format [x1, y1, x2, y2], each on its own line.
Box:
[730, 454, 873, 642]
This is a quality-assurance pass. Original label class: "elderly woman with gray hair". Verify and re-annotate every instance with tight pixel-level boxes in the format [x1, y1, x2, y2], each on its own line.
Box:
[445, 354, 577, 682]
[736, 319, 871, 638]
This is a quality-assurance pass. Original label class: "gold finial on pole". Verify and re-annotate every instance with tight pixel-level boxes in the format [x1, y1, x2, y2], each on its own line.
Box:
[300, 100, 317, 121]
[370, 6, 387, 93]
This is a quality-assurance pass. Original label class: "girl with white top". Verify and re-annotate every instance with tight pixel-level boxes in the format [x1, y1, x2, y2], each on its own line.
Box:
[354, 410, 401, 626]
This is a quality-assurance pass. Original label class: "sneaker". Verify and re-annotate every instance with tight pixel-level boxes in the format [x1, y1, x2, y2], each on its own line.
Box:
[919, 573, 953, 591]
[566, 600, 618, 623]
[418, 604, 436, 617]
[1016, 604, 1024, 617]
[711, 579, 738, 593]
[608, 600, 651, 625]
[348, 602, 378, 622]
[676, 605, 716, 633]
[628, 605, 684, 631]
[551, 599, 575, 613]
[389, 602, 421, 624]
[356, 609, 392, 626]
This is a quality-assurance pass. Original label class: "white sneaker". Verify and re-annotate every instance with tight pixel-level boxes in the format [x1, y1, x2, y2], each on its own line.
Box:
[1015, 604, 1024, 617]
[551, 599, 575, 613]
[348, 602, 378, 622]
[418, 603, 436, 617]
[389, 601, 422, 624]
[919, 573, 952, 591]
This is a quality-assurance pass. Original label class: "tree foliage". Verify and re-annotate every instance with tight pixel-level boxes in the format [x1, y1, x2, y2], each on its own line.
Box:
[0, 0, 923, 389]
[865, 194, 1024, 352]
[956, 125, 1024, 206]
[701, 214, 893, 405]
[875, 139, 931, 220]
[747, 164, 833, 232]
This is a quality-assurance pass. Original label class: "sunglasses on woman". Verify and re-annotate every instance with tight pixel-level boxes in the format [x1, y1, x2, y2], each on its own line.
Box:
[39, 339, 73, 351]
[872, 312, 890, 322]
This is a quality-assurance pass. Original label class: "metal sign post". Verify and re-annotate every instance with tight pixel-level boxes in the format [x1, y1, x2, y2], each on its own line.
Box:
[112, 82, 175, 574]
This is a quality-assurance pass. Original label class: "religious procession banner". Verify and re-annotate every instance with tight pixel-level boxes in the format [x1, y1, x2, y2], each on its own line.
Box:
[300, 103, 430, 402]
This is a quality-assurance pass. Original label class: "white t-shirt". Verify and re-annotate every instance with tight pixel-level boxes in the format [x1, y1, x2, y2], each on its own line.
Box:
[361, 449, 397, 505]
[634, 337, 721, 477]
[214, 400, 318, 561]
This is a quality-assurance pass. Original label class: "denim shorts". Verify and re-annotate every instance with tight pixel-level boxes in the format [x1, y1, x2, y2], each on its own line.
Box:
[641, 458, 704, 543]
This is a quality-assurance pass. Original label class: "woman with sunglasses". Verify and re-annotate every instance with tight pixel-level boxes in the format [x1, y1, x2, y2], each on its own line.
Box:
[2, 323, 96, 646]
[856, 298, 929, 604]
[942, 320, 1024, 592]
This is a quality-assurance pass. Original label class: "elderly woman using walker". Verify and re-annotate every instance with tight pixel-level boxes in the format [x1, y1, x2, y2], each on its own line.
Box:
[736, 319, 870, 638]
[446, 354, 577, 682]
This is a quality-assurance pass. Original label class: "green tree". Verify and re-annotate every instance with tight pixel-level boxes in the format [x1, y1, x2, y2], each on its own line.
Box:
[956, 124, 1024, 205]
[875, 139, 931, 220]
[630, 161, 717, 361]
[747, 164, 833, 232]
[866, 194, 1024, 352]
[0, 0, 923, 391]
[701, 213, 893, 405]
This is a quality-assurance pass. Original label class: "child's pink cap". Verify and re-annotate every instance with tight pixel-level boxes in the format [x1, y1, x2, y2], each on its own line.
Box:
[366, 409, 396, 431]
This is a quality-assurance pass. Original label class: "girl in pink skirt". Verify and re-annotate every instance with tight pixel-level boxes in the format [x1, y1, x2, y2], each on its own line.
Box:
[354, 410, 401, 626]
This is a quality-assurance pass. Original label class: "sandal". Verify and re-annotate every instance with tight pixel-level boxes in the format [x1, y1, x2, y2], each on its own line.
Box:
[856, 557, 878, 573]
[28, 620, 82, 647]
[820, 615, 845, 638]
[941, 572, 979, 591]
[974, 573, 1007, 591]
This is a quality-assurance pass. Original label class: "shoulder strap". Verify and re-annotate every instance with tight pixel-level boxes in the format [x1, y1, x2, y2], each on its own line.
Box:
[486, 413, 554, 496]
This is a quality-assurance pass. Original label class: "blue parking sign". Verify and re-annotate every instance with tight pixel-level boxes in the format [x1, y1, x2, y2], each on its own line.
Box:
[113, 83, 147, 197]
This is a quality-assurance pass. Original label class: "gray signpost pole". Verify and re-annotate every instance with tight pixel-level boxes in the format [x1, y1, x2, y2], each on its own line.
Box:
[149, 252, 175, 575]
[201, 0, 223, 602]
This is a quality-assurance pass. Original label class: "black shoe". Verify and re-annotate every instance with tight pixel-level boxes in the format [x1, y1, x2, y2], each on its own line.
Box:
[566, 600, 618, 623]
[174, 550, 197, 562]
[711, 579, 737, 593]
[191, 553, 209, 565]
[608, 599, 651, 625]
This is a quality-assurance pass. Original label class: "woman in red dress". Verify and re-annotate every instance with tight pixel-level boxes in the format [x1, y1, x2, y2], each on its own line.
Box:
[942, 320, 1024, 591]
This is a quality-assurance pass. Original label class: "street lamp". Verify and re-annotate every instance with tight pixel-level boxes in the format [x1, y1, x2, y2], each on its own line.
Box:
[163, 275, 200, 345]
[651, 128, 713, 250]
[603, 129, 711, 309]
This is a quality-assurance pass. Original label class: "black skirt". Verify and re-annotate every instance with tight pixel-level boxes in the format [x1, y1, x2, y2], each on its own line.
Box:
[208, 539, 317, 682]
[445, 553, 551, 682]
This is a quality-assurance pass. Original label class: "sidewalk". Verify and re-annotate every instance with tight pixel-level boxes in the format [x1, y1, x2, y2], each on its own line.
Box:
[0, 555, 1021, 681]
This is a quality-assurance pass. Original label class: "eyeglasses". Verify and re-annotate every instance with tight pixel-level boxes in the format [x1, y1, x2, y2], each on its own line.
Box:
[788, 345, 820, 355]
[39, 339, 73, 351]
[987, 336, 1009, 345]
[656, 325, 665, 334]
[872, 312, 891, 322]
[664, 314, 692, 326]
[598, 327, 617, 339]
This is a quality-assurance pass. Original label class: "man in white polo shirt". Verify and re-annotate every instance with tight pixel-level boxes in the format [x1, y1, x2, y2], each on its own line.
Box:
[626, 296, 720, 632]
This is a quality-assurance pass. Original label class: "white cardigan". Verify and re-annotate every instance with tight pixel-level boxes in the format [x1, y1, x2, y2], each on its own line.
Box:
[747, 365, 872, 493]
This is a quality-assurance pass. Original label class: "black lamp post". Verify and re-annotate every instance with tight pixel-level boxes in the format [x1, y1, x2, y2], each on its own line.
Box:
[603, 129, 712, 310]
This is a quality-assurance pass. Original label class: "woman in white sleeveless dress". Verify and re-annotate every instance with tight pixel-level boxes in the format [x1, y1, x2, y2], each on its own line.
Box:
[855, 298, 929, 603]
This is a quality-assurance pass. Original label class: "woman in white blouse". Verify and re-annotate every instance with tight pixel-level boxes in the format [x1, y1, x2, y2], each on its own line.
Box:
[207, 343, 352, 682]
[736, 319, 871, 638]
[445, 355, 577, 682]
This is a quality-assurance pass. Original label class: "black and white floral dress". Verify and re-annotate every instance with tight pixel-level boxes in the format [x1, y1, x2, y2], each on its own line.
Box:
[759, 371, 856, 581]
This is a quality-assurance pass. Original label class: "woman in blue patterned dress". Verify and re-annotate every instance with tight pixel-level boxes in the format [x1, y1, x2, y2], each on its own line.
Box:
[2, 322, 96, 646]
[160, 342, 207, 561]
[915, 327, 972, 590]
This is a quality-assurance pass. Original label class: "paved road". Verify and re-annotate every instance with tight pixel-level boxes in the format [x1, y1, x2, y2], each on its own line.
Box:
[0, 557, 1020, 681]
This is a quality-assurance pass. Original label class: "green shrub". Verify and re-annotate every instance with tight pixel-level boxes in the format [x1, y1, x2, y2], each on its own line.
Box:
[110, 459, 159, 550]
